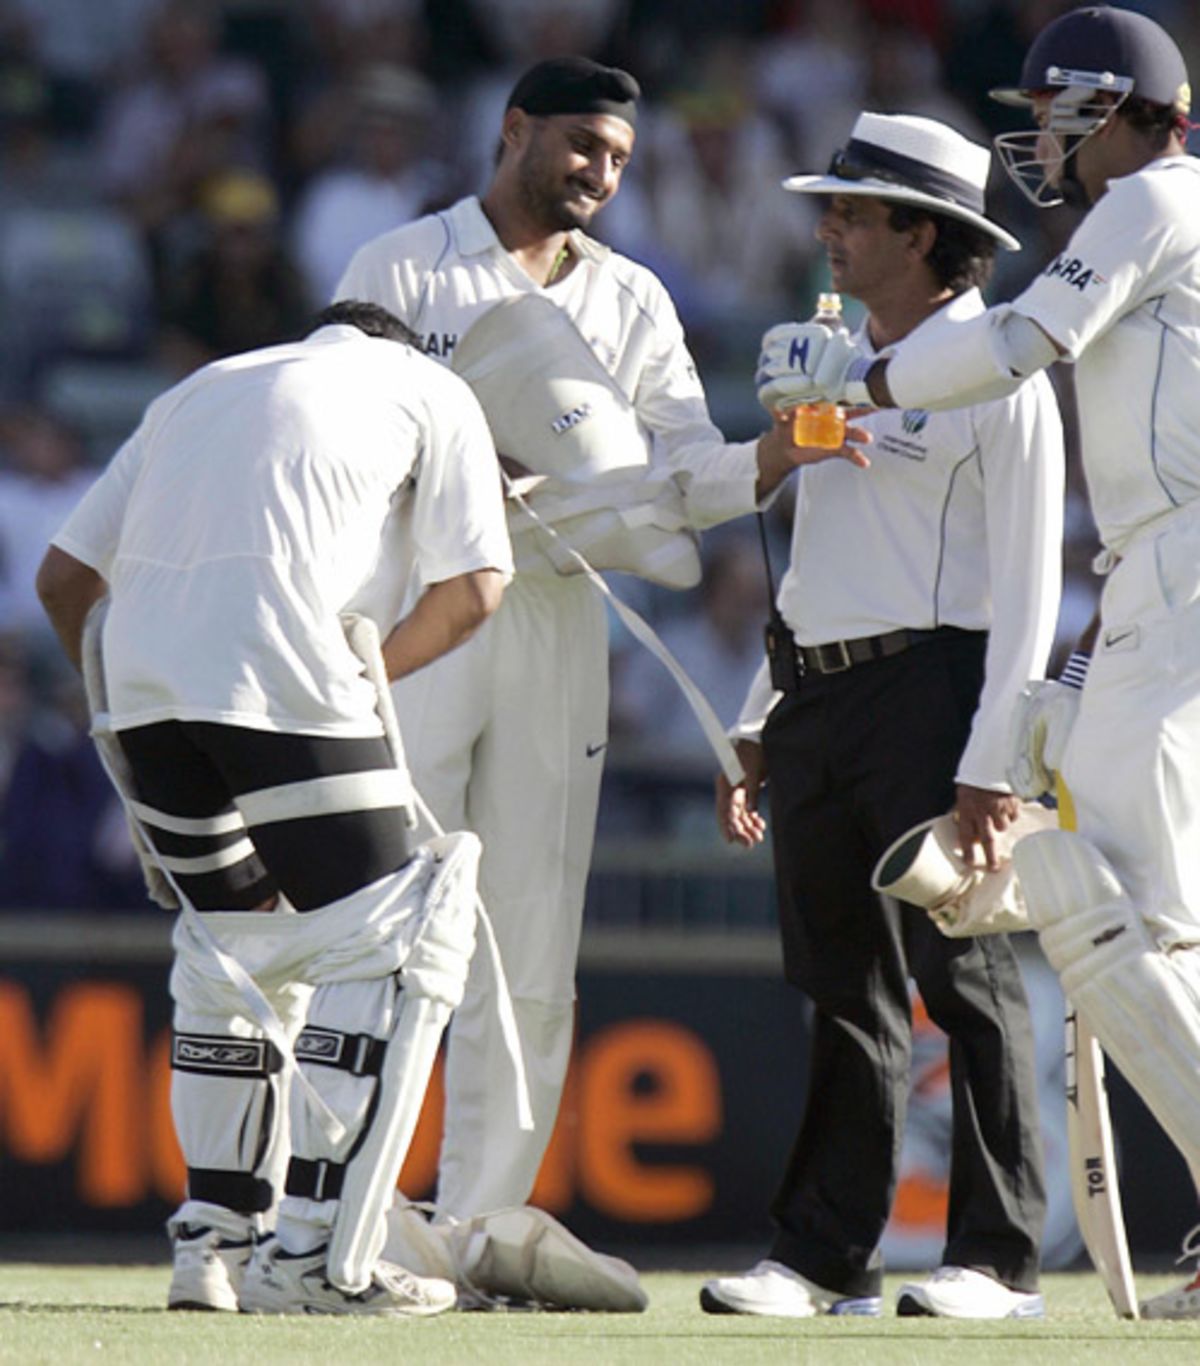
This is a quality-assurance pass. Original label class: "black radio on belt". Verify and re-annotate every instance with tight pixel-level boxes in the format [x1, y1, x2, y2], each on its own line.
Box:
[765, 612, 802, 692]
[756, 512, 802, 691]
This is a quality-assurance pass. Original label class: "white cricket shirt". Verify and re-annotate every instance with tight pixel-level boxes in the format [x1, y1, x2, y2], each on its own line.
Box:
[53, 325, 513, 736]
[736, 290, 1064, 788]
[335, 195, 761, 530]
[1017, 156, 1200, 553]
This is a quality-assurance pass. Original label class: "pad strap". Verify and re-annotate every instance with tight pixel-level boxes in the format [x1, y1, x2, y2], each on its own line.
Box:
[294, 1026, 387, 1078]
[237, 770, 409, 826]
[172, 1032, 284, 1077]
[286, 1156, 347, 1203]
[129, 800, 245, 837]
[156, 838, 258, 876]
[188, 1166, 274, 1213]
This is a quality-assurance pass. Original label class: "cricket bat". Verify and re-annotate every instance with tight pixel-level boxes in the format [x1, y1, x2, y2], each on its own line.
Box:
[1057, 776, 1138, 1319]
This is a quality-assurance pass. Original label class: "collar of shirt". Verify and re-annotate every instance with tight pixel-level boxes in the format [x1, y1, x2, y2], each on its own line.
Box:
[305, 323, 373, 347]
[444, 195, 612, 268]
[855, 285, 985, 358]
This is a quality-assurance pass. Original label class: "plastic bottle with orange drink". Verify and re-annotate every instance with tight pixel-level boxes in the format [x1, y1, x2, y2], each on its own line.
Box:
[790, 292, 848, 450]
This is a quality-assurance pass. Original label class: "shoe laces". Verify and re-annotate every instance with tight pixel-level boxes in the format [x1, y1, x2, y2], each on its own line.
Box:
[375, 1263, 431, 1299]
[929, 1266, 971, 1284]
[1177, 1223, 1200, 1267]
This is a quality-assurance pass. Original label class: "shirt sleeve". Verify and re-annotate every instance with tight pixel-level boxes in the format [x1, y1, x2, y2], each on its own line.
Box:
[409, 370, 514, 588]
[954, 374, 1064, 788]
[730, 656, 780, 743]
[632, 276, 762, 529]
[50, 425, 148, 577]
[334, 239, 406, 314]
[1016, 169, 1199, 359]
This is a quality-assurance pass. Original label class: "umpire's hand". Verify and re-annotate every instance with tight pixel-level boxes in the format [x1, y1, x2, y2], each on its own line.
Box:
[954, 783, 1021, 872]
[716, 739, 768, 848]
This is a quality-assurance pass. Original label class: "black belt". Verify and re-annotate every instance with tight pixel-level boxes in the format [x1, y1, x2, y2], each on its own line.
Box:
[796, 627, 947, 676]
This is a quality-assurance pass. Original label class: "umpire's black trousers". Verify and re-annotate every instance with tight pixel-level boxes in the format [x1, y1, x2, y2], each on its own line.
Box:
[762, 628, 1046, 1297]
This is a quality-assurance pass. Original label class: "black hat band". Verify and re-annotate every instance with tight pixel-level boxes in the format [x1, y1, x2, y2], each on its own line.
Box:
[831, 137, 986, 214]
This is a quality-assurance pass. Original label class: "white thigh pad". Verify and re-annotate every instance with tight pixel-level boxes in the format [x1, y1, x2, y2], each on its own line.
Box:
[1015, 830, 1200, 1174]
[451, 294, 648, 482]
[396, 831, 480, 1006]
[510, 476, 701, 589]
[174, 832, 480, 1006]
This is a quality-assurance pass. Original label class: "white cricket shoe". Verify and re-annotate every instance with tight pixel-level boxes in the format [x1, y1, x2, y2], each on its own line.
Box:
[895, 1266, 1044, 1319]
[238, 1238, 456, 1317]
[1141, 1225, 1200, 1319]
[1140, 1269, 1200, 1319]
[167, 1223, 254, 1312]
[700, 1259, 881, 1317]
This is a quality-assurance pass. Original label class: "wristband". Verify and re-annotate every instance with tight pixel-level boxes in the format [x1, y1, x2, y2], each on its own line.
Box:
[1058, 651, 1090, 690]
[841, 357, 876, 407]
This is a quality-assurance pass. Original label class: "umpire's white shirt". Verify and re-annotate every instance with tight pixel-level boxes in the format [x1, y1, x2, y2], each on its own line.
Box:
[737, 289, 1064, 789]
[335, 195, 761, 529]
[53, 325, 513, 736]
[1017, 156, 1200, 553]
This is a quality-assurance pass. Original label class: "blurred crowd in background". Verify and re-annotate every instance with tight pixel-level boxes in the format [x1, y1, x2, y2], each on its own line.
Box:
[1, 0, 1195, 908]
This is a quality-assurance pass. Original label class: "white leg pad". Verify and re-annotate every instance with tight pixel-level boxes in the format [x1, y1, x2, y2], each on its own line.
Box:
[169, 1022, 283, 1225]
[1015, 830, 1200, 1173]
[168, 981, 309, 1232]
[283, 831, 481, 1294]
[321, 987, 450, 1292]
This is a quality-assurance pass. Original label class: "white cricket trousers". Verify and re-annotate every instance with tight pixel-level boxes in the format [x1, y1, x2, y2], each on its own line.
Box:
[391, 571, 609, 1217]
[1063, 499, 1200, 947]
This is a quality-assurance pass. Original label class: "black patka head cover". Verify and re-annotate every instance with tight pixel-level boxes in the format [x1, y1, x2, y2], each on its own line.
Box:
[506, 57, 640, 127]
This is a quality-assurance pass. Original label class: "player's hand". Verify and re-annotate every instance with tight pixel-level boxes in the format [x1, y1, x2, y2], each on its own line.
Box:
[755, 323, 872, 411]
[1006, 679, 1081, 799]
[716, 739, 768, 847]
[954, 784, 1021, 872]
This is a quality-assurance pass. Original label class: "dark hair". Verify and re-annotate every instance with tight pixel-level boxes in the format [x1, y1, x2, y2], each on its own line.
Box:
[1117, 94, 1182, 150]
[886, 204, 997, 294]
[312, 300, 420, 347]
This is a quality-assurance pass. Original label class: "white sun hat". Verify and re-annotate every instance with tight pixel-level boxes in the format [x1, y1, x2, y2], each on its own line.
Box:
[782, 111, 1021, 252]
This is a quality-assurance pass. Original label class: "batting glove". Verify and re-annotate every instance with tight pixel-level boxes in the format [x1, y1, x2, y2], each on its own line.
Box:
[755, 322, 873, 413]
[1006, 653, 1089, 799]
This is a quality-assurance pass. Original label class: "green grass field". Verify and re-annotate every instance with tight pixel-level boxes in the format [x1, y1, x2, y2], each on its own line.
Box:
[3, 1266, 1200, 1365]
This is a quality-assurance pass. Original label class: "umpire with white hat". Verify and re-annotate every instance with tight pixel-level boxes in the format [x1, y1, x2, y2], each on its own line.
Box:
[701, 111, 1063, 1320]
[758, 8, 1200, 1321]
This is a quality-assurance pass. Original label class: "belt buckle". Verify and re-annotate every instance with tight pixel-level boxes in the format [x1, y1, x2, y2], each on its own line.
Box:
[815, 640, 853, 674]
